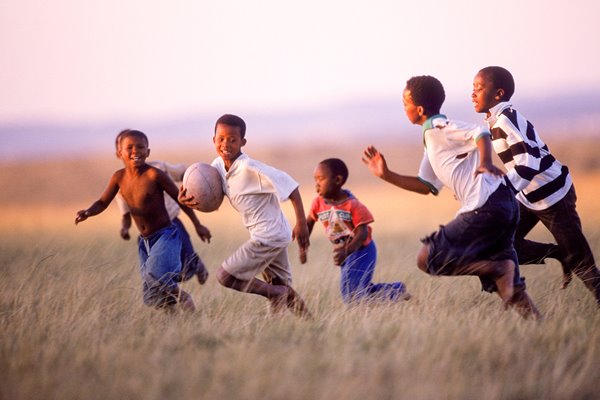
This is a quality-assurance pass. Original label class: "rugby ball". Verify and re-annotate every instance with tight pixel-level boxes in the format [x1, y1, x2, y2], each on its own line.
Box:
[182, 163, 224, 212]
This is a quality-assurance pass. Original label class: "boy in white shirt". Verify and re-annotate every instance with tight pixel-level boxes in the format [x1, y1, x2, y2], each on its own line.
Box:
[180, 114, 311, 318]
[362, 75, 540, 319]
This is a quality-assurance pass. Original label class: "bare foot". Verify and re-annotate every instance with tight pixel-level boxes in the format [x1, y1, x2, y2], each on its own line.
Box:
[179, 291, 196, 313]
[267, 297, 287, 316]
[398, 291, 412, 301]
[506, 289, 542, 321]
[284, 286, 313, 320]
[561, 272, 573, 290]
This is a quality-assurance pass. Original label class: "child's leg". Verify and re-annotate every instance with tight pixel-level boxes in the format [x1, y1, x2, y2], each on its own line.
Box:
[173, 218, 209, 285]
[452, 259, 514, 303]
[218, 241, 312, 318]
[139, 225, 186, 310]
[515, 204, 559, 264]
[341, 241, 409, 303]
[537, 188, 600, 304]
[217, 267, 311, 318]
[339, 244, 376, 303]
[461, 259, 541, 320]
[517, 203, 572, 288]
[262, 275, 289, 314]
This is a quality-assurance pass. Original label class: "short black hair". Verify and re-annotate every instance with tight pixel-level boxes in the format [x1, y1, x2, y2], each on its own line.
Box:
[478, 66, 515, 101]
[116, 129, 148, 148]
[215, 114, 246, 139]
[405, 75, 445, 116]
[320, 158, 349, 186]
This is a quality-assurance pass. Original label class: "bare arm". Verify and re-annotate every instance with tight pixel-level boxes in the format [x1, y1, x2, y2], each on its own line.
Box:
[300, 217, 317, 264]
[180, 205, 212, 243]
[475, 135, 504, 177]
[306, 217, 316, 236]
[362, 146, 431, 195]
[75, 172, 121, 224]
[333, 224, 369, 266]
[120, 212, 132, 240]
[288, 187, 310, 260]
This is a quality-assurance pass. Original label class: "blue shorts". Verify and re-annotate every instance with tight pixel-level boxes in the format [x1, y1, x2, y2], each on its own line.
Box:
[421, 184, 525, 290]
[138, 224, 182, 307]
[172, 217, 206, 281]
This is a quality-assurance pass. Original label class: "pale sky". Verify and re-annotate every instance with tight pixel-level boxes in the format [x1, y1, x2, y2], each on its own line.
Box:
[1, 0, 599, 123]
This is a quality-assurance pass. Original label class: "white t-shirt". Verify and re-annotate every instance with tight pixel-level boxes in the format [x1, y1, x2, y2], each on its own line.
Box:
[418, 115, 503, 214]
[115, 160, 186, 221]
[212, 153, 298, 247]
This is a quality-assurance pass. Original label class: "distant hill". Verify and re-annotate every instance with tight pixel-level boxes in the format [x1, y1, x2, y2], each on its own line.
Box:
[1, 90, 599, 162]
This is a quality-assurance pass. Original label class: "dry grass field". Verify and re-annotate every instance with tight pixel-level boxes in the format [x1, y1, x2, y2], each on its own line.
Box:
[1, 139, 600, 399]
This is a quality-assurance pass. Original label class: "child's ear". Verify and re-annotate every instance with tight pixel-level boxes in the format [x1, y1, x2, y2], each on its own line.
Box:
[335, 174, 344, 185]
[147, 148, 151, 157]
[417, 105, 425, 117]
[241, 138, 247, 147]
[495, 88, 505, 101]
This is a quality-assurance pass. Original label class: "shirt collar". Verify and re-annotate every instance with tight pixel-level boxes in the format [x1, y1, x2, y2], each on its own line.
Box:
[224, 153, 247, 176]
[422, 114, 448, 132]
[484, 102, 512, 126]
[422, 114, 447, 146]
[323, 189, 354, 205]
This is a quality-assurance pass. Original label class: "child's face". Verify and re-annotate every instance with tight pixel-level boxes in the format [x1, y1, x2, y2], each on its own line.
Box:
[402, 89, 425, 125]
[313, 163, 341, 199]
[119, 136, 149, 167]
[213, 123, 246, 165]
[472, 72, 502, 114]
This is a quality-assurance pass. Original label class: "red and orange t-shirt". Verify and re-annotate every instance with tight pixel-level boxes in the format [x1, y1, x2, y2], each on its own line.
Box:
[309, 191, 373, 247]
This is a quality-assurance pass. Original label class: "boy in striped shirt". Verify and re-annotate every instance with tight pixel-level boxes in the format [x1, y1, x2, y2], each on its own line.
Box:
[472, 66, 600, 306]
[363, 75, 540, 319]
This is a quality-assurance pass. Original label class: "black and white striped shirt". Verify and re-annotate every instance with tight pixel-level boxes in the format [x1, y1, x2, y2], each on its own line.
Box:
[485, 102, 572, 210]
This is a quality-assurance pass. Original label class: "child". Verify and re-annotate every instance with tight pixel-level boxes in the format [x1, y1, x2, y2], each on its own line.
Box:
[305, 158, 410, 304]
[75, 130, 212, 312]
[472, 66, 600, 305]
[179, 114, 311, 318]
[362, 75, 540, 319]
[114, 130, 209, 285]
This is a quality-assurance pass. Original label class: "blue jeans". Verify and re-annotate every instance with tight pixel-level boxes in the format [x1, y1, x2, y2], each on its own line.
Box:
[172, 218, 207, 282]
[340, 241, 407, 303]
[138, 224, 182, 308]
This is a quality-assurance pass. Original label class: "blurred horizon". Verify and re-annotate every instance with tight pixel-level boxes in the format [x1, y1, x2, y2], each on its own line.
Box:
[2, 88, 599, 163]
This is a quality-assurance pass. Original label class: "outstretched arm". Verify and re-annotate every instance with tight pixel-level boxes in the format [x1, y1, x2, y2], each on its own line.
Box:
[288, 187, 310, 261]
[362, 146, 431, 195]
[75, 173, 120, 224]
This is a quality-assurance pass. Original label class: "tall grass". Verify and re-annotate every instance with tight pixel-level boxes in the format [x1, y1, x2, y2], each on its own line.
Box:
[1, 142, 600, 399]
[1, 215, 599, 400]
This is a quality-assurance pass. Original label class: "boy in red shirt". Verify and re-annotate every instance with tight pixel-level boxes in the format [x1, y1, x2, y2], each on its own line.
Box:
[305, 158, 410, 304]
